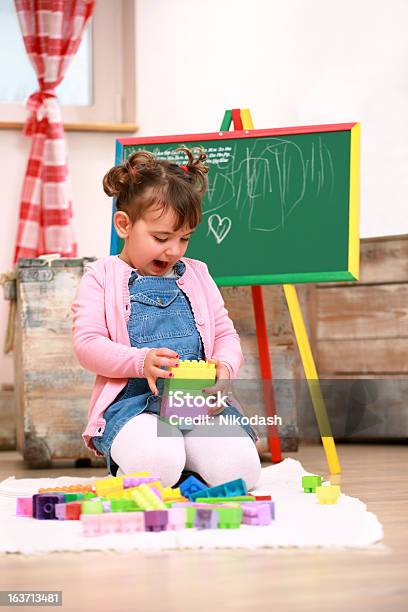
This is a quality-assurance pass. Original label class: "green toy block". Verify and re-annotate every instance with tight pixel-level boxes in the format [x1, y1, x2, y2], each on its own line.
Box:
[81, 500, 104, 514]
[64, 493, 84, 503]
[110, 498, 139, 512]
[302, 475, 322, 493]
[214, 507, 243, 528]
[82, 492, 98, 500]
[185, 506, 197, 528]
[195, 496, 254, 503]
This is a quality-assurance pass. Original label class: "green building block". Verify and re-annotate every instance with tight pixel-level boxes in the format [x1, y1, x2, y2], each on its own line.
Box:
[110, 498, 139, 512]
[81, 500, 104, 514]
[195, 496, 254, 503]
[214, 507, 243, 528]
[185, 507, 196, 528]
[82, 492, 98, 500]
[302, 475, 322, 493]
[64, 493, 84, 503]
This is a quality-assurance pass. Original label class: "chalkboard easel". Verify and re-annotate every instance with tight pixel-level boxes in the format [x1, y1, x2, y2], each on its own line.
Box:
[111, 112, 361, 473]
[231, 108, 346, 473]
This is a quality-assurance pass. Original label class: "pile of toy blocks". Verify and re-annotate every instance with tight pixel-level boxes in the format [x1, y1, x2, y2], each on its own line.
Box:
[15, 473, 275, 536]
[302, 475, 341, 504]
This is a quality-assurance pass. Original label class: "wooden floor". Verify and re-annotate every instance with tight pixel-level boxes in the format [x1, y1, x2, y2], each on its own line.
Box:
[0, 443, 407, 612]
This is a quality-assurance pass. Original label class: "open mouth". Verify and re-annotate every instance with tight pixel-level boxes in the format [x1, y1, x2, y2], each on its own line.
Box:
[152, 259, 168, 270]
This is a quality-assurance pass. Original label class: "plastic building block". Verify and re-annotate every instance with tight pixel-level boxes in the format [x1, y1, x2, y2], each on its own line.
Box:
[302, 475, 322, 493]
[180, 476, 207, 500]
[167, 507, 186, 530]
[64, 493, 84, 503]
[16, 497, 33, 517]
[55, 503, 67, 520]
[194, 508, 218, 529]
[144, 510, 168, 532]
[95, 477, 124, 498]
[195, 496, 254, 503]
[36, 494, 65, 520]
[168, 359, 216, 380]
[66, 502, 82, 520]
[250, 495, 272, 501]
[123, 477, 158, 488]
[131, 484, 167, 510]
[315, 485, 341, 504]
[110, 498, 138, 512]
[189, 478, 247, 501]
[82, 492, 98, 500]
[118, 512, 145, 533]
[81, 500, 104, 514]
[81, 515, 102, 536]
[214, 507, 243, 529]
[185, 507, 197, 528]
[38, 485, 94, 493]
[81, 512, 145, 536]
[242, 503, 272, 526]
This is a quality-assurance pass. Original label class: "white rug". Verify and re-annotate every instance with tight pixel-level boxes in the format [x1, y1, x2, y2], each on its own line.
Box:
[0, 459, 383, 554]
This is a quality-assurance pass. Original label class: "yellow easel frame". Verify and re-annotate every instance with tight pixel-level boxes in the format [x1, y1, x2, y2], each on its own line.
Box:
[240, 110, 360, 474]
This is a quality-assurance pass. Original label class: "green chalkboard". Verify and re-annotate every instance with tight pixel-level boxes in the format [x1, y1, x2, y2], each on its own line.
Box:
[113, 124, 360, 286]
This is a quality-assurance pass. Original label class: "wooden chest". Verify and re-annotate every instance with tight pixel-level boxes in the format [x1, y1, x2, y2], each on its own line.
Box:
[303, 234, 408, 440]
[14, 257, 104, 467]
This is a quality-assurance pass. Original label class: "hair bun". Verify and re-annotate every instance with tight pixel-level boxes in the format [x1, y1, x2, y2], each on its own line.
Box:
[103, 166, 129, 198]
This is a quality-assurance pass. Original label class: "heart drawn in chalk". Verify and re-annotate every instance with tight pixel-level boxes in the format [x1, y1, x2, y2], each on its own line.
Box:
[208, 214, 232, 244]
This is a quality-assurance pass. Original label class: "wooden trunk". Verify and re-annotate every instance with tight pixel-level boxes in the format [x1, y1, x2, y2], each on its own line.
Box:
[0, 384, 16, 450]
[14, 258, 104, 468]
[304, 234, 408, 441]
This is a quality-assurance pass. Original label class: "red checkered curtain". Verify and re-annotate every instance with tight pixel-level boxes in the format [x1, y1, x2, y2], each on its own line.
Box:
[13, 0, 96, 263]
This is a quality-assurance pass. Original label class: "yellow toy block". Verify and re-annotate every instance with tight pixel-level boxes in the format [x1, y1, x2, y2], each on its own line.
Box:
[315, 485, 341, 505]
[161, 487, 188, 503]
[169, 359, 216, 380]
[95, 477, 124, 497]
[131, 484, 167, 510]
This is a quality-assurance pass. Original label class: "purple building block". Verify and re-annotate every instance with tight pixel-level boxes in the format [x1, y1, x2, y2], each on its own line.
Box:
[16, 497, 33, 517]
[123, 477, 158, 488]
[35, 494, 66, 520]
[194, 508, 218, 529]
[55, 503, 67, 520]
[144, 510, 168, 532]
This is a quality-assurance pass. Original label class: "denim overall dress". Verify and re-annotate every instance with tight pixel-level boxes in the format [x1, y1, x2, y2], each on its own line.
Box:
[92, 260, 257, 476]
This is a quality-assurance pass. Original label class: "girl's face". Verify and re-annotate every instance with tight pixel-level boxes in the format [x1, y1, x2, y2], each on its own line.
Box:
[114, 205, 195, 276]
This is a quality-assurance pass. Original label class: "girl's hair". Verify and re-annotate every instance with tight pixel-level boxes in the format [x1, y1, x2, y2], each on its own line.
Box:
[103, 146, 209, 230]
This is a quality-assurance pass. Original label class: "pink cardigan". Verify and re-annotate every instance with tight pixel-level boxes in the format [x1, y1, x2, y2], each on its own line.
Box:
[71, 255, 244, 454]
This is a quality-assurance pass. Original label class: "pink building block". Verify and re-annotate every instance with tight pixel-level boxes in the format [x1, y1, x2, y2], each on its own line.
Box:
[118, 512, 145, 533]
[16, 497, 33, 517]
[242, 503, 272, 526]
[167, 507, 186, 530]
[55, 503, 67, 520]
[81, 514, 102, 537]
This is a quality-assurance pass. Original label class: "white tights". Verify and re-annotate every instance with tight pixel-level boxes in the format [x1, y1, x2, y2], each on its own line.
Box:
[110, 412, 262, 490]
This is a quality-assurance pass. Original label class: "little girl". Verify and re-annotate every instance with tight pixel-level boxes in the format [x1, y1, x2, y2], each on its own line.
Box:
[72, 147, 261, 490]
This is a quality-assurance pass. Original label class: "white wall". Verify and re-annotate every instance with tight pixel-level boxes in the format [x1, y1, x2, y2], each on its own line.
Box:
[1, 0, 407, 384]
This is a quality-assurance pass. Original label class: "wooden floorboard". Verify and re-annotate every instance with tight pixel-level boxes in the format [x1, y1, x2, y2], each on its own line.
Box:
[0, 443, 407, 612]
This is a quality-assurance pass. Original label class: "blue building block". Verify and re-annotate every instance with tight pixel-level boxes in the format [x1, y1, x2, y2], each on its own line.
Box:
[179, 476, 207, 500]
[189, 478, 247, 502]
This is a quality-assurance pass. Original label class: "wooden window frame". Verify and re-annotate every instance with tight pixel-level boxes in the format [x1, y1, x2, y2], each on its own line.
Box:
[0, 0, 137, 133]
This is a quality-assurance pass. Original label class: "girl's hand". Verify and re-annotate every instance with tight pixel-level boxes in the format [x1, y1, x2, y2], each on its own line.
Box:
[202, 358, 233, 416]
[143, 348, 179, 395]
